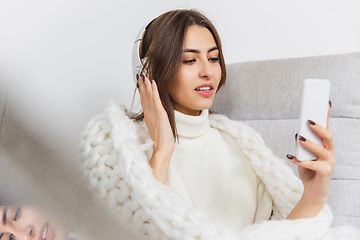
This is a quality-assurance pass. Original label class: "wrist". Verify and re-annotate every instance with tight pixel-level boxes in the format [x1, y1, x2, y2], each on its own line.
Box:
[287, 195, 326, 220]
[150, 149, 173, 185]
[153, 143, 175, 157]
[154, 142, 174, 153]
[152, 148, 173, 161]
[300, 193, 326, 210]
[301, 196, 325, 209]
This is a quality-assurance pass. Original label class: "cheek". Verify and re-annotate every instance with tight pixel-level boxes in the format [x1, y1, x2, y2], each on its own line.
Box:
[169, 80, 187, 103]
[177, 69, 192, 87]
[171, 70, 192, 95]
[16, 206, 47, 228]
[214, 66, 222, 89]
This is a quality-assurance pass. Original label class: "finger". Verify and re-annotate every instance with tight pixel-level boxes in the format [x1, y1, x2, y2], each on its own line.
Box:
[144, 75, 159, 114]
[143, 74, 153, 96]
[136, 73, 140, 89]
[138, 75, 149, 109]
[297, 135, 330, 160]
[150, 80, 165, 111]
[307, 120, 335, 153]
[139, 75, 155, 115]
[287, 154, 316, 170]
[286, 154, 333, 176]
[139, 74, 152, 90]
[326, 101, 331, 130]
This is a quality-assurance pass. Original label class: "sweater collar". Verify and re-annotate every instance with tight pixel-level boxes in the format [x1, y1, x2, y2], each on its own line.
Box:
[174, 109, 211, 140]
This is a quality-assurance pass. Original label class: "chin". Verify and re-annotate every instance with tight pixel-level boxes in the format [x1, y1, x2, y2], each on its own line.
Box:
[199, 100, 215, 110]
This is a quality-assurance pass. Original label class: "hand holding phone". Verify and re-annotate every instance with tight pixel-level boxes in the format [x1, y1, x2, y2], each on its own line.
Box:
[296, 79, 331, 161]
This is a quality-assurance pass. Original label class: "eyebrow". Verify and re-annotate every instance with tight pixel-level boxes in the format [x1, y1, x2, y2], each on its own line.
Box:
[183, 46, 219, 54]
[1, 207, 7, 225]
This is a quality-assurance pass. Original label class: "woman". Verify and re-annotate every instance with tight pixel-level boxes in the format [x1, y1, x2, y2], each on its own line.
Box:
[135, 9, 334, 221]
[79, 9, 347, 239]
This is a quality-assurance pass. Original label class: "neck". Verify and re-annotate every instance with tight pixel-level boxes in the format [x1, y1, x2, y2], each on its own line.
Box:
[174, 109, 210, 143]
[173, 104, 201, 116]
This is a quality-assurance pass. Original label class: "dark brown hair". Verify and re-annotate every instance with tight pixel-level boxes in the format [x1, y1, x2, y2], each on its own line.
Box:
[131, 9, 227, 139]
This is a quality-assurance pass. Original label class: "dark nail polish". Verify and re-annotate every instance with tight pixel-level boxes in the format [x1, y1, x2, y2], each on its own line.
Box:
[136, 82, 139, 88]
[308, 120, 315, 125]
[329, 100, 332, 108]
[150, 79, 153, 84]
[141, 74, 145, 81]
[136, 74, 139, 81]
[299, 135, 306, 142]
[287, 154, 294, 159]
[295, 133, 298, 140]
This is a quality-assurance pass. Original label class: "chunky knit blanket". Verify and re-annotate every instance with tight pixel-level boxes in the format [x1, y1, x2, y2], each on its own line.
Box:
[79, 101, 360, 240]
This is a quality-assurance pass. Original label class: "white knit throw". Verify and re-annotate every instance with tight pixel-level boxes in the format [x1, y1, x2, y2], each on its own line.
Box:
[79, 101, 360, 240]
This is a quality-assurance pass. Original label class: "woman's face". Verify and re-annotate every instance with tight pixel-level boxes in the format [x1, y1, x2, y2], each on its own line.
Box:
[170, 25, 222, 116]
[0, 205, 68, 240]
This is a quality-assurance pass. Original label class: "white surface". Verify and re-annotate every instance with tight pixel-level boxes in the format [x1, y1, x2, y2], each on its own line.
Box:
[0, 0, 359, 158]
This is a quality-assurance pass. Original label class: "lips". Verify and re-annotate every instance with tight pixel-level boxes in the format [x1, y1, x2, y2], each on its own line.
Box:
[195, 83, 214, 92]
[194, 84, 214, 97]
[39, 222, 54, 240]
[195, 86, 212, 91]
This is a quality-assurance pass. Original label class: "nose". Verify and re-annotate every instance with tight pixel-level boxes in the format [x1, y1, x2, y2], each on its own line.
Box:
[23, 225, 35, 240]
[199, 59, 213, 79]
[5, 225, 35, 240]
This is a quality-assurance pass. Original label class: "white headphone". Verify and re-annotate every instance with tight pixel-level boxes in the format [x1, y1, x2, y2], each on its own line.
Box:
[132, 19, 155, 84]
[132, 25, 146, 84]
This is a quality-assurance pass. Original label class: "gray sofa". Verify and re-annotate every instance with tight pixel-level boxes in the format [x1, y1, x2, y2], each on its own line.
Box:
[211, 52, 360, 228]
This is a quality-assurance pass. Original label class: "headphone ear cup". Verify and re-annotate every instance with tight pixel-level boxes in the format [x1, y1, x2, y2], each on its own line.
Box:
[132, 24, 148, 84]
[132, 38, 142, 84]
[132, 17, 157, 84]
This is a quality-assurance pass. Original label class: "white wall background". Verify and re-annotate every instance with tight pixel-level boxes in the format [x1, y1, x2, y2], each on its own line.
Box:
[0, 0, 359, 159]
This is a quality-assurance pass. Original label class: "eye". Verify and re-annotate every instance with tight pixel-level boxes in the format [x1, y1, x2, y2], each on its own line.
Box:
[183, 59, 196, 64]
[13, 207, 21, 221]
[209, 57, 220, 63]
[9, 234, 14, 240]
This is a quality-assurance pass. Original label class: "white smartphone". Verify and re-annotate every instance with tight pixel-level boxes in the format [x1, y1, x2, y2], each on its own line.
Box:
[296, 79, 331, 161]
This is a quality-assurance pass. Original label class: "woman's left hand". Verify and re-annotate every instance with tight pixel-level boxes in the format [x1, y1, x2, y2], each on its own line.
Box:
[287, 103, 336, 219]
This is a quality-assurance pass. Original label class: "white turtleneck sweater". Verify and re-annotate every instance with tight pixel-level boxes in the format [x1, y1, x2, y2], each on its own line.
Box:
[138, 110, 273, 232]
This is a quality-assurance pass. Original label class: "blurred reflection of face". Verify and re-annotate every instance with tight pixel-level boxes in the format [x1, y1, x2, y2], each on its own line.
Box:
[0, 205, 68, 240]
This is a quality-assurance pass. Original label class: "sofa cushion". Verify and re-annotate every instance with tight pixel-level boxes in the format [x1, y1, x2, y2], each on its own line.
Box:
[212, 52, 360, 120]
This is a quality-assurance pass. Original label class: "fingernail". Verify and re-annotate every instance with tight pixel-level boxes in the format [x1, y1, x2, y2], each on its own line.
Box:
[136, 74, 139, 81]
[286, 154, 294, 159]
[329, 100, 332, 108]
[141, 74, 145, 81]
[150, 79, 153, 84]
[137, 82, 139, 88]
[299, 135, 306, 142]
[295, 133, 298, 140]
[308, 120, 315, 125]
